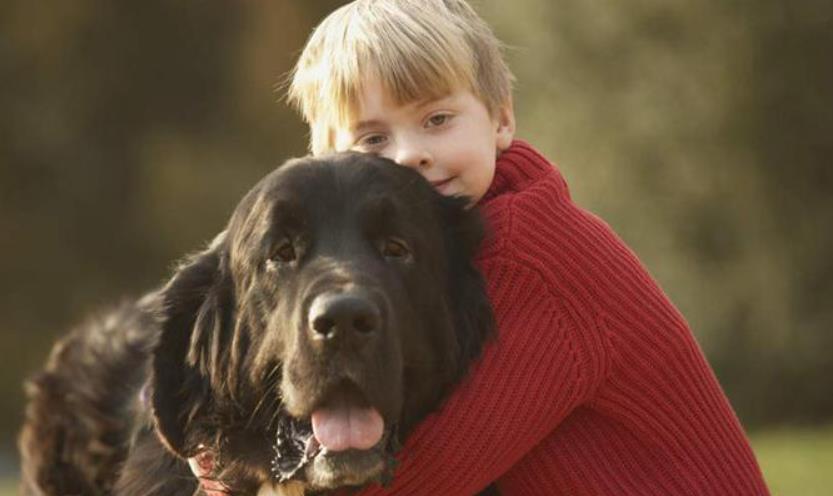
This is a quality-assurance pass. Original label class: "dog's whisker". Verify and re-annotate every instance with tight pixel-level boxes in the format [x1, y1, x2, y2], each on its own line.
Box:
[246, 363, 283, 429]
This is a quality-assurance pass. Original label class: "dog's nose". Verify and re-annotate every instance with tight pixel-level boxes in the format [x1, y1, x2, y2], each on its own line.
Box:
[308, 292, 380, 345]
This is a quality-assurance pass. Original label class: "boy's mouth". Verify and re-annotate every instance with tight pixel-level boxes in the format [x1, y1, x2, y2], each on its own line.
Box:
[430, 177, 455, 194]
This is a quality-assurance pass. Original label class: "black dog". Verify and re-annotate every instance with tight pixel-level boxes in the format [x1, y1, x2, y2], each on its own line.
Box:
[19, 153, 494, 495]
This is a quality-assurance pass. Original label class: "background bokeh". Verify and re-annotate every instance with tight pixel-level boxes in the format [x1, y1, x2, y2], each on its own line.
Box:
[2, 0, 831, 491]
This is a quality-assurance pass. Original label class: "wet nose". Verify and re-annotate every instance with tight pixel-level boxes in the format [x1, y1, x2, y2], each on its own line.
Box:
[308, 292, 381, 347]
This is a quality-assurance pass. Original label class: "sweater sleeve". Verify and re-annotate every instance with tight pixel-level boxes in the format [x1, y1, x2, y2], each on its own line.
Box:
[353, 254, 603, 495]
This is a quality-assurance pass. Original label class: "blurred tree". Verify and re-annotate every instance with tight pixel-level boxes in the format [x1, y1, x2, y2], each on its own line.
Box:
[0, 0, 312, 456]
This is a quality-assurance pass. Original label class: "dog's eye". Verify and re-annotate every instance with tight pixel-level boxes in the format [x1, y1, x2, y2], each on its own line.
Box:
[382, 238, 411, 260]
[269, 241, 297, 263]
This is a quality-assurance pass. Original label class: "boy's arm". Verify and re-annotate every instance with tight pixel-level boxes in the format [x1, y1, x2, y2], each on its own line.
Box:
[355, 255, 602, 495]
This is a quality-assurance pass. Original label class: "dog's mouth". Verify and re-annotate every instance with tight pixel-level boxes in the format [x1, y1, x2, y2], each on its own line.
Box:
[311, 388, 385, 451]
[272, 385, 400, 489]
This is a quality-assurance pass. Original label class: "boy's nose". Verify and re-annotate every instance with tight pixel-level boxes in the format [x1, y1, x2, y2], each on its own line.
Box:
[394, 144, 432, 170]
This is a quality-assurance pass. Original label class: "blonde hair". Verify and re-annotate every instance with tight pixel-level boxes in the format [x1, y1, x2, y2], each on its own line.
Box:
[287, 0, 514, 155]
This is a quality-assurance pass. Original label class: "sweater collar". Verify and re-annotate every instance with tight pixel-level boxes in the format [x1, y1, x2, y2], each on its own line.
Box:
[478, 139, 556, 205]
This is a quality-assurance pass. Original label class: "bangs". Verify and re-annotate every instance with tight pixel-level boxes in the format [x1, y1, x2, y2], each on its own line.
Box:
[333, 42, 475, 131]
[335, 3, 477, 127]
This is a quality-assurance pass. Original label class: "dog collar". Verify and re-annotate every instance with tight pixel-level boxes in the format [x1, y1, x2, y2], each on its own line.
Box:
[188, 447, 228, 496]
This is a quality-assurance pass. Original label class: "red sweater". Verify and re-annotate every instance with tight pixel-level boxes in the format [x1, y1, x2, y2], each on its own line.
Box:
[358, 140, 769, 495]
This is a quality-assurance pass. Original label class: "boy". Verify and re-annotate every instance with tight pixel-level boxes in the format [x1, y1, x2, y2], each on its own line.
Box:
[288, 0, 770, 494]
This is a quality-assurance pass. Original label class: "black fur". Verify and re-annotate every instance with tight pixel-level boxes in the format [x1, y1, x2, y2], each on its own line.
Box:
[19, 153, 494, 495]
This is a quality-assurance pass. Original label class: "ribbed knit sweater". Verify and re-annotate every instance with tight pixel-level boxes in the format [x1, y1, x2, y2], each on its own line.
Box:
[357, 140, 769, 495]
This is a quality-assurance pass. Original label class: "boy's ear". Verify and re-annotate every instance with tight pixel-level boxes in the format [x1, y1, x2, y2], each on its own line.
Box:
[150, 232, 233, 456]
[495, 96, 516, 152]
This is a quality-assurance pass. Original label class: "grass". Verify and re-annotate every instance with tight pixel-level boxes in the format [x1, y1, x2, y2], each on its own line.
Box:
[752, 424, 833, 495]
[0, 426, 830, 495]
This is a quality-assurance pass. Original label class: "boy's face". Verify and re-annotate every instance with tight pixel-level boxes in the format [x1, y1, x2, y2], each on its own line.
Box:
[334, 77, 515, 203]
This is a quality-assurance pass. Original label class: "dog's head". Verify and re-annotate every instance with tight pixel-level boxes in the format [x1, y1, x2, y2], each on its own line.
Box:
[149, 153, 492, 492]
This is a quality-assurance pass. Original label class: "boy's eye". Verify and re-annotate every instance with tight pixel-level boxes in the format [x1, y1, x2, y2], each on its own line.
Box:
[426, 113, 452, 127]
[358, 134, 387, 148]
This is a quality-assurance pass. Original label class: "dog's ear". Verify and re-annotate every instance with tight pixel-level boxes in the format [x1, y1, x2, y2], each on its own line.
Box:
[150, 232, 234, 456]
[440, 199, 496, 374]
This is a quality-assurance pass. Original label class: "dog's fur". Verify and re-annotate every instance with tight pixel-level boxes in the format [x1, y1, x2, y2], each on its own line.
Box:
[19, 153, 494, 495]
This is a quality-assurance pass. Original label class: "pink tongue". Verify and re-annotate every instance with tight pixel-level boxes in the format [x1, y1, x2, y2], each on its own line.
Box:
[311, 406, 384, 452]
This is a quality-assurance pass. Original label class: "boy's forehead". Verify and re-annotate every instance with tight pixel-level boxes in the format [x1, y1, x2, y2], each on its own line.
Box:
[343, 78, 461, 129]
[350, 97, 447, 129]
